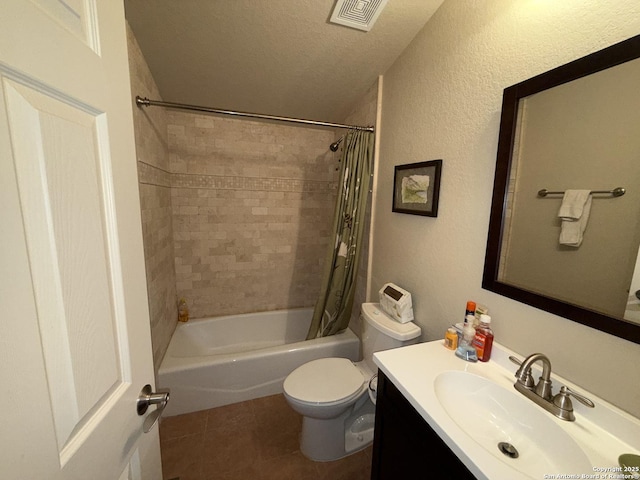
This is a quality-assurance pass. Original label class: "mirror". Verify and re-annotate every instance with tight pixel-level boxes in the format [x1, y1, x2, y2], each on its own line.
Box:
[483, 34, 640, 345]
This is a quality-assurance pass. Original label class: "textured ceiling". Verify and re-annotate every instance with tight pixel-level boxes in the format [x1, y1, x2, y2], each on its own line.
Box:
[125, 0, 444, 124]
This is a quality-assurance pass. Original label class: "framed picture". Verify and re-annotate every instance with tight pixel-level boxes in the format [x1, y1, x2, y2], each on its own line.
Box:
[392, 159, 442, 217]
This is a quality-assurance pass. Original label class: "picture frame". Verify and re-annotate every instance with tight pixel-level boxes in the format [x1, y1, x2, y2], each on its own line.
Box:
[392, 159, 442, 217]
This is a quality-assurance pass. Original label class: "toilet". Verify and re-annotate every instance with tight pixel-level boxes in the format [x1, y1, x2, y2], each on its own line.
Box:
[283, 302, 421, 461]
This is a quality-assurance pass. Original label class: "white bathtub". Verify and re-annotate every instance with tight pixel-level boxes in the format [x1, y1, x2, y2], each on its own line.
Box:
[158, 307, 361, 416]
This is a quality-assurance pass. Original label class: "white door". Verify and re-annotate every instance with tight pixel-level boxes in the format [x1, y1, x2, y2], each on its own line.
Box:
[0, 1, 162, 479]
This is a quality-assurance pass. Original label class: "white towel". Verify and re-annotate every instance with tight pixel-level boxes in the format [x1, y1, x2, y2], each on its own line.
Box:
[558, 190, 590, 220]
[558, 189, 592, 247]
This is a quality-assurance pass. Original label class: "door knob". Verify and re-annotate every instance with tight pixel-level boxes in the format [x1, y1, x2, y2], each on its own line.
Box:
[137, 384, 170, 433]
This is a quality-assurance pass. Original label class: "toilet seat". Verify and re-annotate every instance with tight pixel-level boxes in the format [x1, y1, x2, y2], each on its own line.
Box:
[283, 357, 365, 405]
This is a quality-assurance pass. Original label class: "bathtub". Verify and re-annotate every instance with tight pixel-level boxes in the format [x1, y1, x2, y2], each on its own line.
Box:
[158, 307, 360, 416]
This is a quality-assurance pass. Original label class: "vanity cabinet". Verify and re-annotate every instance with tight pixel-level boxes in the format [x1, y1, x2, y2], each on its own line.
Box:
[371, 371, 475, 479]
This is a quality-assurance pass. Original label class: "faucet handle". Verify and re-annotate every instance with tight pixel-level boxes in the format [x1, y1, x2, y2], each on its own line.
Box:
[554, 386, 595, 409]
[553, 386, 595, 420]
[508, 356, 522, 366]
[509, 356, 535, 389]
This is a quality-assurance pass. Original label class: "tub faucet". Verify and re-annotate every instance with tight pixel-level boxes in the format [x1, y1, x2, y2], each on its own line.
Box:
[509, 353, 595, 421]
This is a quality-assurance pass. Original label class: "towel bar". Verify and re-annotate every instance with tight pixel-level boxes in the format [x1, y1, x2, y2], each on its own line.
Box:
[537, 187, 625, 197]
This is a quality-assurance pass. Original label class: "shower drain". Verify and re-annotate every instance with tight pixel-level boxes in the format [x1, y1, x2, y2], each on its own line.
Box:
[498, 442, 519, 459]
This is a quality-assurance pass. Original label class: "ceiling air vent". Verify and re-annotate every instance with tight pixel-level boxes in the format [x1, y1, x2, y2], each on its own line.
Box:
[329, 0, 389, 32]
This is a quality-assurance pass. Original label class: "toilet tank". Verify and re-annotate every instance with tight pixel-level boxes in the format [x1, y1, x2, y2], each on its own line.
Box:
[361, 303, 421, 372]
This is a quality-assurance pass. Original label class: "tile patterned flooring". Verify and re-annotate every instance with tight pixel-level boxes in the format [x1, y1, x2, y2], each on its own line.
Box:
[160, 394, 372, 480]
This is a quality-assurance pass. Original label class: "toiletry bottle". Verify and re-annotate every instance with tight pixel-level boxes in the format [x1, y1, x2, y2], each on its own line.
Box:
[444, 327, 458, 350]
[474, 304, 489, 328]
[462, 314, 475, 340]
[455, 315, 478, 362]
[465, 301, 476, 320]
[178, 298, 189, 322]
[472, 314, 494, 362]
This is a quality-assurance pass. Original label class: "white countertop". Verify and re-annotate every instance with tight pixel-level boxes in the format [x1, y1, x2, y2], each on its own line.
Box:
[374, 340, 640, 480]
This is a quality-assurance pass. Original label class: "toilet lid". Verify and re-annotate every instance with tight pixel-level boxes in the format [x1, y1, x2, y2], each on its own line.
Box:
[284, 358, 365, 404]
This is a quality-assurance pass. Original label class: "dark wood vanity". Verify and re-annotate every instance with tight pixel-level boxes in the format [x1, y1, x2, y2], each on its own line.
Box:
[371, 371, 475, 479]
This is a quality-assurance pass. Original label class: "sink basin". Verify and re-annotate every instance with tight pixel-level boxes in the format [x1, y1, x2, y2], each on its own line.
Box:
[434, 371, 592, 478]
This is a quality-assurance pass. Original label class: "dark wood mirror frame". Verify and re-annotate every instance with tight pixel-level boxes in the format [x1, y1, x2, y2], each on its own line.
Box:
[483, 33, 640, 345]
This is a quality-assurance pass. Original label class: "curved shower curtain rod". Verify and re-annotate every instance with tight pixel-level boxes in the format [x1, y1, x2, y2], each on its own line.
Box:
[135, 96, 375, 133]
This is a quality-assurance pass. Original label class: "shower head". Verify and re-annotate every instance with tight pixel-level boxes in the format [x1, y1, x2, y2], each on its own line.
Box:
[330, 137, 344, 152]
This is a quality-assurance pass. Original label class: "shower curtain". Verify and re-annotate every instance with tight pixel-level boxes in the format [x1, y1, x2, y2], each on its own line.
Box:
[306, 130, 374, 339]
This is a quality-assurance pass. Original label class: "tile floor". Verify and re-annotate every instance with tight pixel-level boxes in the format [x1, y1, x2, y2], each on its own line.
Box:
[159, 394, 373, 480]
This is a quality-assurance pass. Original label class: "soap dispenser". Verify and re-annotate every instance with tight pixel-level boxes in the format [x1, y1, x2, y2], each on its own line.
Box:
[455, 314, 478, 362]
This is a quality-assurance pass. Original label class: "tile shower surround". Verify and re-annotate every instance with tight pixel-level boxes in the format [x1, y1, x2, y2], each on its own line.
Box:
[160, 111, 338, 319]
[127, 23, 178, 369]
[129, 21, 377, 372]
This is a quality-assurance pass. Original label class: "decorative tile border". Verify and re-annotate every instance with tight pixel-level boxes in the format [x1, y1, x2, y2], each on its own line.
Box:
[171, 172, 336, 193]
[138, 161, 171, 188]
[138, 161, 336, 193]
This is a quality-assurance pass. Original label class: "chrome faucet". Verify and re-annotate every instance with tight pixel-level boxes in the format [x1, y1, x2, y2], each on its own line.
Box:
[509, 354, 595, 421]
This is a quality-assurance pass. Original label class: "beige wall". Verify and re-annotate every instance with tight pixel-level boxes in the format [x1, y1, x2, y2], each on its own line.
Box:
[373, 0, 640, 416]
[167, 111, 338, 318]
[127, 24, 178, 372]
[501, 59, 640, 317]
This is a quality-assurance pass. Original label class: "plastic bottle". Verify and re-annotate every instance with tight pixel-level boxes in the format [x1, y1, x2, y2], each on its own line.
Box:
[472, 314, 494, 362]
[465, 301, 476, 319]
[455, 315, 478, 362]
[444, 327, 458, 350]
[178, 298, 189, 322]
[474, 304, 489, 328]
